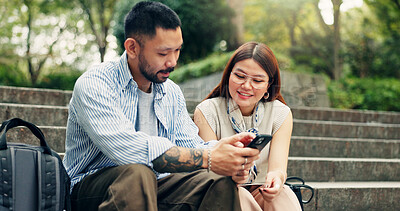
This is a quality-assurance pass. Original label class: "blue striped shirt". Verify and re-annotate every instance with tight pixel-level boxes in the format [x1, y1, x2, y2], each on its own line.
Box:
[63, 52, 213, 190]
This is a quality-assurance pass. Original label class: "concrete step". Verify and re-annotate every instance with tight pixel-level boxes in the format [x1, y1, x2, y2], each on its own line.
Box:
[291, 106, 400, 124]
[290, 136, 400, 159]
[293, 119, 400, 139]
[0, 103, 68, 127]
[3, 126, 66, 153]
[288, 157, 400, 182]
[4, 126, 400, 182]
[2, 103, 399, 140]
[302, 182, 400, 211]
[0, 85, 72, 106]
[4, 125, 400, 159]
[3, 85, 399, 125]
[186, 99, 400, 124]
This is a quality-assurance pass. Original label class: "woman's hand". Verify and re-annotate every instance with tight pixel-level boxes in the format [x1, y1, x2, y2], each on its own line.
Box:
[259, 170, 285, 201]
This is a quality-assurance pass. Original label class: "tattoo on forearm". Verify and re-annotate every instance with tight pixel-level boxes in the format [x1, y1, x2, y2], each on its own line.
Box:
[153, 146, 204, 173]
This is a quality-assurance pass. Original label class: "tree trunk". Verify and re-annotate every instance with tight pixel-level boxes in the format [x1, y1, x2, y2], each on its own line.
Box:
[332, 0, 343, 80]
[226, 0, 244, 46]
[287, 13, 298, 58]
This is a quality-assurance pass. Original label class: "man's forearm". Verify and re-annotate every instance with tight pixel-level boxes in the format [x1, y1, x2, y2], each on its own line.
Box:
[153, 146, 207, 173]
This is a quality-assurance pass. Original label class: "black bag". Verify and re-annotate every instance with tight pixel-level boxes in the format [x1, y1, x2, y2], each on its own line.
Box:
[0, 118, 71, 211]
[285, 176, 314, 211]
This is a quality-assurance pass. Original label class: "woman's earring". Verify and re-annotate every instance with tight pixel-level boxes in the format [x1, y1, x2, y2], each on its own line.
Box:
[264, 92, 269, 100]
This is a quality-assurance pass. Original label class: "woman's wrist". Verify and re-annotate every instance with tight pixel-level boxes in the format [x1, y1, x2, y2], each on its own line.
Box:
[268, 170, 287, 183]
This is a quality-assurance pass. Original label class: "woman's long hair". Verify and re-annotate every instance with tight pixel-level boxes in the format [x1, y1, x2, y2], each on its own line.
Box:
[204, 41, 286, 105]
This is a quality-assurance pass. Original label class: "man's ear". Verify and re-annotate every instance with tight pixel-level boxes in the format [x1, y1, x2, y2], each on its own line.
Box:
[124, 38, 140, 59]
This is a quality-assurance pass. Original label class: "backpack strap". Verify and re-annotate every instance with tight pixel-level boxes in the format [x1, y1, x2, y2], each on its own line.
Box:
[0, 149, 13, 210]
[39, 152, 61, 210]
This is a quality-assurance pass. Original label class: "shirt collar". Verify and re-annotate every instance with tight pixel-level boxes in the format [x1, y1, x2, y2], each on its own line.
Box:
[119, 51, 135, 89]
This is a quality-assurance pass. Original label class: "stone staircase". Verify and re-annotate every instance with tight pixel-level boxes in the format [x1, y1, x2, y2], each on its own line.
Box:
[1, 85, 400, 210]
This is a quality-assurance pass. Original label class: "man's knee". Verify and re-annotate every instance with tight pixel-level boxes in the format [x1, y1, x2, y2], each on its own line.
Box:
[211, 174, 237, 191]
[114, 164, 156, 185]
[196, 171, 237, 192]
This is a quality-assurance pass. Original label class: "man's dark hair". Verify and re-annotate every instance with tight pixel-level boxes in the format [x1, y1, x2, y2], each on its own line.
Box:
[124, 1, 181, 45]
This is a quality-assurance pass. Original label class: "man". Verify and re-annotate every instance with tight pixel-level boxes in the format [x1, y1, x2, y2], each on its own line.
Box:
[63, 2, 259, 210]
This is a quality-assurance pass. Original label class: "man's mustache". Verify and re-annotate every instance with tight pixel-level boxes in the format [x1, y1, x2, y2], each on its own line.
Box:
[159, 67, 174, 74]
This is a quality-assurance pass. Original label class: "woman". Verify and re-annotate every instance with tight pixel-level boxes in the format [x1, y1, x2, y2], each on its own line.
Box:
[194, 42, 301, 210]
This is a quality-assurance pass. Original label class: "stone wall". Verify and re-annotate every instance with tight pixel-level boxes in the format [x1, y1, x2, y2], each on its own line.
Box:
[178, 70, 330, 107]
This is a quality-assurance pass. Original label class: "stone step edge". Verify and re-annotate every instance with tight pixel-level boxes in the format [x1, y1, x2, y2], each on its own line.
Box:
[0, 85, 72, 94]
[9, 125, 400, 142]
[291, 105, 400, 116]
[292, 136, 400, 142]
[289, 156, 400, 163]
[307, 181, 400, 189]
[8, 96, 400, 117]
[294, 119, 400, 127]
[186, 99, 400, 114]
[0, 102, 68, 109]
[59, 153, 400, 163]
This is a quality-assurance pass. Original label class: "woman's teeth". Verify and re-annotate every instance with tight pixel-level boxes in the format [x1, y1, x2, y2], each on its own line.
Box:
[239, 92, 251, 96]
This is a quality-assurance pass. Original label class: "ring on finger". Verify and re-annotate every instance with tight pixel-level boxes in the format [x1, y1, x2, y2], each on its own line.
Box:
[244, 157, 248, 165]
[241, 164, 244, 170]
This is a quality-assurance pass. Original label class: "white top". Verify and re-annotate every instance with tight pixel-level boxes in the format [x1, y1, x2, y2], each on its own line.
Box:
[196, 97, 290, 183]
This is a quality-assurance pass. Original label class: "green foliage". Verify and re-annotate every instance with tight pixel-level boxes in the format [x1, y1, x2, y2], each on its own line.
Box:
[36, 70, 83, 90]
[0, 62, 82, 90]
[0, 65, 29, 87]
[169, 52, 233, 83]
[157, 0, 237, 63]
[170, 50, 296, 84]
[328, 77, 400, 111]
[113, 0, 237, 63]
[113, 0, 142, 54]
[343, 2, 400, 78]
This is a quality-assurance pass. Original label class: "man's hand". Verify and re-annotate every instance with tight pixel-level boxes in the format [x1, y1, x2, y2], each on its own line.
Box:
[231, 170, 250, 184]
[152, 132, 259, 175]
[210, 132, 260, 176]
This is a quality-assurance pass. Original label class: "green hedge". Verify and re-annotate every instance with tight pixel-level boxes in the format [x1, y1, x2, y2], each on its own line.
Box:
[328, 77, 400, 111]
[170, 50, 294, 84]
[36, 70, 82, 90]
[170, 52, 233, 83]
[0, 66, 28, 87]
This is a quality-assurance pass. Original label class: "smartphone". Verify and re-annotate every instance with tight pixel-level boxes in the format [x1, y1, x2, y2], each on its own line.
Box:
[246, 134, 272, 151]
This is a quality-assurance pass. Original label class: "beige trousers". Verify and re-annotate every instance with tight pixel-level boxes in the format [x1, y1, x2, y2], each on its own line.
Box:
[238, 185, 302, 211]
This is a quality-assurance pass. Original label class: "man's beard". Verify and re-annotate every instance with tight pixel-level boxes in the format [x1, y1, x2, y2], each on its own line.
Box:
[138, 53, 174, 84]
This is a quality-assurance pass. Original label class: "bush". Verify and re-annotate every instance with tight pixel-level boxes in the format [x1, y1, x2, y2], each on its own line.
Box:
[36, 70, 82, 90]
[0, 65, 29, 87]
[170, 50, 297, 84]
[328, 77, 400, 111]
[170, 52, 232, 83]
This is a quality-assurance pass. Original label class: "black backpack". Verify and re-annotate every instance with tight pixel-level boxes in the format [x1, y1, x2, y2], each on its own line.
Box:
[0, 118, 71, 211]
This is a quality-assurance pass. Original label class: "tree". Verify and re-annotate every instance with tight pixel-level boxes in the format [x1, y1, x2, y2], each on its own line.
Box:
[76, 0, 118, 62]
[226, 0, 245, 45]
[22, 0, 71, 85]
[342, 0, 400, 79]
[113, 0, 238, 64]
[363, 0, 400, 78]
[113, 0, 141, 54]
[0, 0, 76, 86]
[0, 0, 99, 87]
[243, 0, 346, 80]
